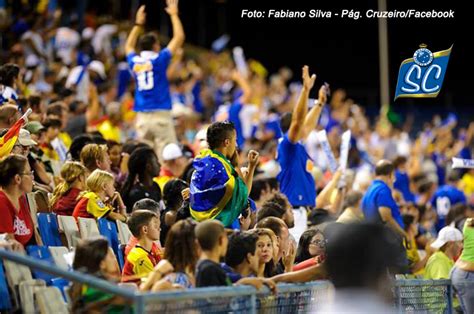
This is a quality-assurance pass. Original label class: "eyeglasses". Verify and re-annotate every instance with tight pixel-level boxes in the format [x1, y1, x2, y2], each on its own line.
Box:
[20, 170, 34, 177]
[309, 239, 326, 248]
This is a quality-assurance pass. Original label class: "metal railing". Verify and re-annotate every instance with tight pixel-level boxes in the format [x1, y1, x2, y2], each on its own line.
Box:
[0, 249, 454, 313]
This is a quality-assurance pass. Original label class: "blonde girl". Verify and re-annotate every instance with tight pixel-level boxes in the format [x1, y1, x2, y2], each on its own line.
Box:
[72, 169, 127, 222]
[50, 161, 86, 216]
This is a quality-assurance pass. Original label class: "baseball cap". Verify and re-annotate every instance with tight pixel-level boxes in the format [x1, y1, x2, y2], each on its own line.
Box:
[18, 129, 37, 146]
[162, 143, 183, 161]
[430, 226, 463, 249]
[89, 60, 106, 79]
[24, 121, 44, 135]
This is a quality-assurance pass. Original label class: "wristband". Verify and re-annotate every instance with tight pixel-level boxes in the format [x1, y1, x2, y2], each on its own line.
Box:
[135, 23, 144, 27]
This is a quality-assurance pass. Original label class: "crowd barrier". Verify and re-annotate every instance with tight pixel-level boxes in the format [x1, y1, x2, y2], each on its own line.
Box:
[0, 249, 454, 313]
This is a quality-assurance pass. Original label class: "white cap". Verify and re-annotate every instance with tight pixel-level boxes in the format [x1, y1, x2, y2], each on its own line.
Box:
[162, 143, 183, 161]
[89, 60, 106, 79]
[82, 27, 95, 40]
[18, 129, 37, 146]
[431, 226, 463, 249]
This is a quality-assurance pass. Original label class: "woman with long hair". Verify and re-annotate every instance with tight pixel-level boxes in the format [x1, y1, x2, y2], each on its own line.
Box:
[50, 161, 86, 215]
[293, 228, 326, 271]
[0, 154, 38, 247]
[248, 228, 277, 278]
[141, 218, 200, 291]
[121, 146, 161, 212]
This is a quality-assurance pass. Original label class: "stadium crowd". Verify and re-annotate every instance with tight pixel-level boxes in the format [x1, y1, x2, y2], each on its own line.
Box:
[0, 0, 474, 312]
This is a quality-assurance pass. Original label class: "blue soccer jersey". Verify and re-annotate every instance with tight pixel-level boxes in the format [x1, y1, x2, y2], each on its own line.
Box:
[276, 135, 316, 207]
[127, 49, 172, 112]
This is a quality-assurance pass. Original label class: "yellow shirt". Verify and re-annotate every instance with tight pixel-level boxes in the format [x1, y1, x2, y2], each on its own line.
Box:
[58, 132, 72, 149]
[98, 120, 121, 143]
[424, 251, 454, 280]
[153, 176, 174, 192]
[461, 173, 474, 196]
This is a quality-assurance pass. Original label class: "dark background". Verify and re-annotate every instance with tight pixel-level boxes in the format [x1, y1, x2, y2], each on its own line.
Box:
[136, 0, 473, 126]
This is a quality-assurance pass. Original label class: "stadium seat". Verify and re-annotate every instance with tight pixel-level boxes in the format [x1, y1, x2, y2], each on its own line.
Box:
[116, 220, 132, 245]
[57, 215, 80, 248]
[35, 286, 69, 313]
[98, 218, 121, 259]
[48, 246, 71, 270]
[0, 260, 12, 311]
[19, 279, 46, 314]
[37, 213, 63, 246]
[78, 217, 100, 239]
[117, 244, 126, 271]
[3, 252, 33, 309]
[50, 278, 70, 302]
[26, 245, 57, 284]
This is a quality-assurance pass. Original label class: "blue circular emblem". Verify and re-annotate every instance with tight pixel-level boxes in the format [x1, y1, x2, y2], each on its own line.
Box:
[413, 47, 433, 67]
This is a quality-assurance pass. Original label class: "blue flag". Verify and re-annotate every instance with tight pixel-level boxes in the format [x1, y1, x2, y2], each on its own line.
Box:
[394, 45, 452, 100]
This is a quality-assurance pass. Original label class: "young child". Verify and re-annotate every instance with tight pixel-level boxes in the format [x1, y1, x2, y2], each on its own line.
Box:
[195, 220, 276, 291]
[72, 169, 127, 222]
[70, 237, 127, 312]
[124, 199, 162, 257]
[122, 210, 162, 283]
[50, 161, 86, 216]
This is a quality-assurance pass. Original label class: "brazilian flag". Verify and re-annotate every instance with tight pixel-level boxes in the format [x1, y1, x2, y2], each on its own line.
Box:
[190, 149, 248, 227]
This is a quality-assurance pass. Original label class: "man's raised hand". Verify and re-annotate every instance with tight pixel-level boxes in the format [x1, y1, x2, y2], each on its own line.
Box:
[248, 150, 260, 168]
[135, 5, 146, 25]
[318, 82, 330, 105]
[165, 0, 179, 16]
[302, 65, 316, 90]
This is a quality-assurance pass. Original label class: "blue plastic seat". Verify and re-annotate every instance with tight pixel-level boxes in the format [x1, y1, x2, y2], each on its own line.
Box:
[97, 218, 121, 260]
[37, 213, 62, 246]
[117, 244, 126, 271]
[26, 245, 57, 284]
[0, 260, 12, 311]
[50, 277, 70, 301]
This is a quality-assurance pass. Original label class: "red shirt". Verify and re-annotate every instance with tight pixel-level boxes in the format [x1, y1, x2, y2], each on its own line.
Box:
[52, 188, 81, 216]
[0, 191, 34, 246]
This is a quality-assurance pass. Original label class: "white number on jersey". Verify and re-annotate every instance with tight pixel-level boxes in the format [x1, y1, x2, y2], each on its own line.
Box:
[137, 71, 154, 91]
[436, 196, 451, 217]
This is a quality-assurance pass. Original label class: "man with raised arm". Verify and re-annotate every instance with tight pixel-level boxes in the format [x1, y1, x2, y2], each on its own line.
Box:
[277, 66, 328, 242]
[125, 0, 185, 156]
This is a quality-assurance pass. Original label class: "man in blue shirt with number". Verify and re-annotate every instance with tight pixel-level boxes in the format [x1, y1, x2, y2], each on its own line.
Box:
[125, 0, 185, 156]
[276, 65, 328, 242]
[431, 171, 467, 231]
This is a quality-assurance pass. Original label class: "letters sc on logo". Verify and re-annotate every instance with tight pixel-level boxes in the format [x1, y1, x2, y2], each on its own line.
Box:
[394, 45, 453, 100]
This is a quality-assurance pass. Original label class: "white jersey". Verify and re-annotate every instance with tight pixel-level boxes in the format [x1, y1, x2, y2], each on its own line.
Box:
[55, 27, 80, 65]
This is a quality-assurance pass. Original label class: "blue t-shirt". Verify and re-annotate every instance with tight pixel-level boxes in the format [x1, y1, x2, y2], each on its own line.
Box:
[264, 116, 283, 140]
[276, 135, 316, 207]
[431, 185, 467, 230]
[362, 180, 404, 228]
[127, 49, 172, 112]
[394, 170, 415, 203]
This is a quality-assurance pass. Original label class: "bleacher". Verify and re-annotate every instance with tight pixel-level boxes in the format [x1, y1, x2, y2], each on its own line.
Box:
[0, 195, 457, 313]
[0, 193, 134, 313]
